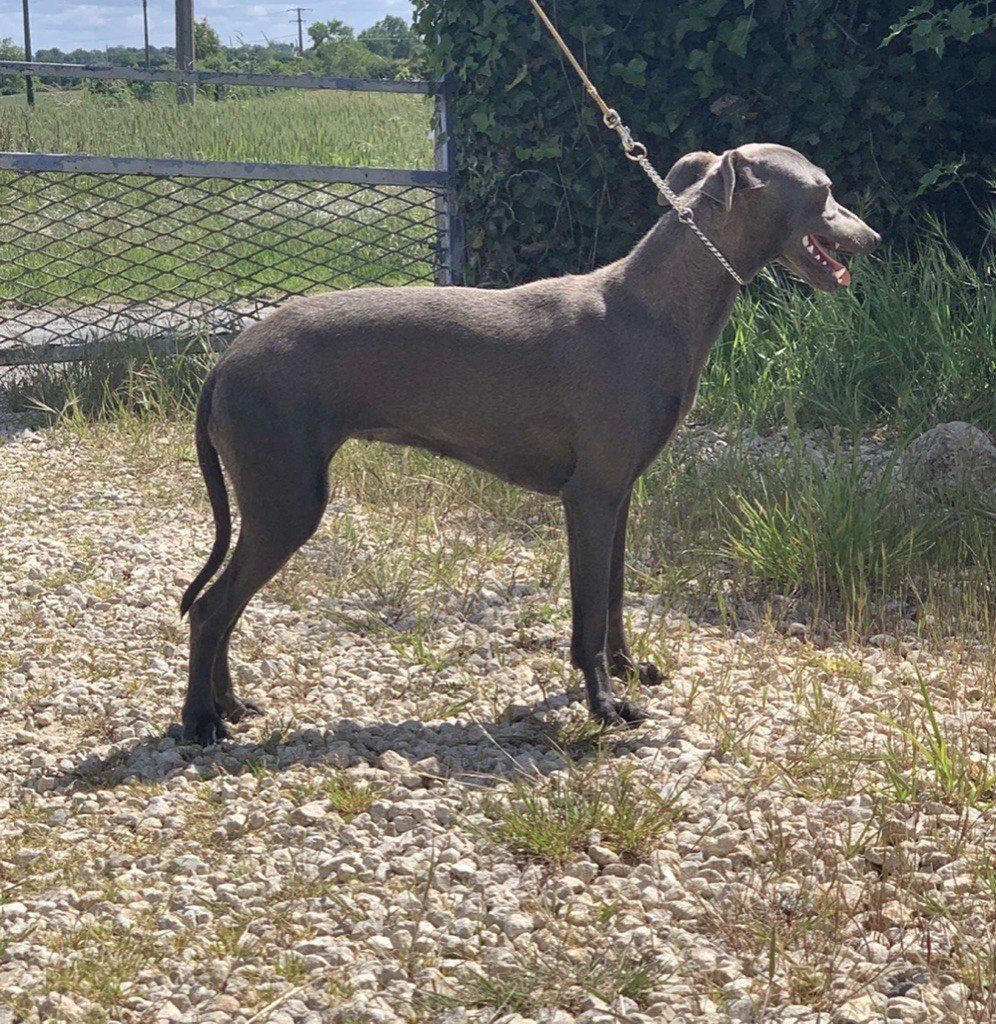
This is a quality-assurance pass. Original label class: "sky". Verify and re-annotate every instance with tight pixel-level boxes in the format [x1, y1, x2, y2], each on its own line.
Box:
[1, 1, 414, 53]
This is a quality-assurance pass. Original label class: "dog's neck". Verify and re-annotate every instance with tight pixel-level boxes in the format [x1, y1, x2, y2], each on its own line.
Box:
[609, 198, 771, 348]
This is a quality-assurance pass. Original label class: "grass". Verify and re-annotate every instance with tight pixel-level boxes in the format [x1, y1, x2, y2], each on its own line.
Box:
[0, 87, 437, 318]
[442, 942, 669, 1017]
[701, 222, 996, 437]
[483, 762, 687, 865]
[879, 672, 996, 811]
[0, 88, 434, 167]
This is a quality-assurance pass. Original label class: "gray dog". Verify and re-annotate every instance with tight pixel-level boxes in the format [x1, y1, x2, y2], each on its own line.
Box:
[179, 143, 879, 744]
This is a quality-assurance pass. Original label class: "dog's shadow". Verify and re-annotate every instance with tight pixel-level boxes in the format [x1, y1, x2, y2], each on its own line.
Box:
[52, 692, 666, 794]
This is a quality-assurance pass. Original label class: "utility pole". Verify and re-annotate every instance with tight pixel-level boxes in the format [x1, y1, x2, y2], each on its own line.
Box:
[287, 8, 311, 56]
[21, 0, 34, 107]
[142, 0, 151, 69]
[175, 0, 195, 104]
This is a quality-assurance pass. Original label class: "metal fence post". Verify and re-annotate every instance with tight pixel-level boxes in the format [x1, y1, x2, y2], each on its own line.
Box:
[433, 76, 463, 287]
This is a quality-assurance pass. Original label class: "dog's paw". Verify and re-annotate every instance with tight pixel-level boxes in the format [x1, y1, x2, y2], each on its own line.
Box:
[613, 699, 649, 725]
[592, 699, 648, 729]
[182, 708, 231, 745]
[216, 698, 264, 724]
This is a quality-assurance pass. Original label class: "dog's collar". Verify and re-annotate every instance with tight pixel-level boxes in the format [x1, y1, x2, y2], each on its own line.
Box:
[605, 114, 744, 286]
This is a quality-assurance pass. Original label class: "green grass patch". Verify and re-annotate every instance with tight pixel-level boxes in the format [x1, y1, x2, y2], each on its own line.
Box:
[701, 224, 996, 437]
[3, 337, 215, 422]
[0, 89, 437, 318]
[484, 763, 686, 865]
[0, 88, 434, 166]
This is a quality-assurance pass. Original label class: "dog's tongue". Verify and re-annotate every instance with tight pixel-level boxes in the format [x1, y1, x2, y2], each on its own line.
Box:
[812, 235, 851, 286]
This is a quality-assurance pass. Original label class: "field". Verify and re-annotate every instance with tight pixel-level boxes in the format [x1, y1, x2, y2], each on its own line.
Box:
[2, 84, 996, 1024]
[0, 90, 439, 345]
[0, 88, 435, 166]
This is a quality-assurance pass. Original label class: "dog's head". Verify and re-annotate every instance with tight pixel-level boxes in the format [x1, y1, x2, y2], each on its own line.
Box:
[662, 143, 880, 291]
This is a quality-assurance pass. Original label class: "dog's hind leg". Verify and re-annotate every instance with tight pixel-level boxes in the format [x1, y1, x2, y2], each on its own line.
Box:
[606, 491, 665, 686]
[563, 480, 648, 727]
[211, 607, 263, 722]
[183, 446, 334, 744]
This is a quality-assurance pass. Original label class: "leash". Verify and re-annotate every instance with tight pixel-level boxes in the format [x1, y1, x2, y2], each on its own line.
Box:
[524, 0, 745, 286]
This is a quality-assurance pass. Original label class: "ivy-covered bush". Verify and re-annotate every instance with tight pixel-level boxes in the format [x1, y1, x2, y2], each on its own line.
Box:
[413, 0, 994, 285]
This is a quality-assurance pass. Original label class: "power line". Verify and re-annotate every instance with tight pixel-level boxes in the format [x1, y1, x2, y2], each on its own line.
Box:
[287, 8, 311, 56]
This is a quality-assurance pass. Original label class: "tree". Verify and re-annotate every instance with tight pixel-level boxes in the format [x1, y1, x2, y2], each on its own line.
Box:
[307, 20, 353, 49]
[194, 19, 223, 62]
[358, 15, 415, 59]
[0, 38, 26, 96]
[311, 37, 393, 78]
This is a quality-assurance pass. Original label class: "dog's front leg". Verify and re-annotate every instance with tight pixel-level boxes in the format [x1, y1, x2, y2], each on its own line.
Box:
[607, 490, 665, 686]
[563, 482, 648, 727]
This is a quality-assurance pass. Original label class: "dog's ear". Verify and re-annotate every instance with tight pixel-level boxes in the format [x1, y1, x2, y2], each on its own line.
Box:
[658, 151, 717, 206]
[699, 150, 765, 211]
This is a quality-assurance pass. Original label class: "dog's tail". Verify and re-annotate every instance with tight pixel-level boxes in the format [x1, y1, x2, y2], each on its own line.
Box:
[180, 372, 231, 618]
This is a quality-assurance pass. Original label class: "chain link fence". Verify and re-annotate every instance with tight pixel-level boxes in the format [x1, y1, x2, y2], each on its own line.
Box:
[0, 63, 459, 366]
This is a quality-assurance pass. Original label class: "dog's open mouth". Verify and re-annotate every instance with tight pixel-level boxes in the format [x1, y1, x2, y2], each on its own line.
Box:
[801, 233, 851, 286]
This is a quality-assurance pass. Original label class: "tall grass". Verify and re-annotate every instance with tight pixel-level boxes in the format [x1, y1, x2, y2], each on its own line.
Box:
[0, 89, 434, 167]
[1, 337, 213, 422]
[701, 223, 996, 438]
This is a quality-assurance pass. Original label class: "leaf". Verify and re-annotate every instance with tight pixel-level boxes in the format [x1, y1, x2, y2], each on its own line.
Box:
[505, 64, 529, 91]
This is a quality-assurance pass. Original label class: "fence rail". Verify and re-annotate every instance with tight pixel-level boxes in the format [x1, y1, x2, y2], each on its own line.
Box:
[0, 60, 431, 94]
[0, 152, 449, 189]
[0, 62, 461, 366]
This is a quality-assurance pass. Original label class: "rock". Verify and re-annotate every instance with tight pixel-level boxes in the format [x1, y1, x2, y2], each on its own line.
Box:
[588, 844, 619, 867]
[171, 855, 209, 875]
[291, 801, 327, 825]
[727, 995, 755, 1021]
[379, 750, 411, 774]
[501, 912, 533, 939]
[940, 982, 969, 1012]
[898, 421, 996, 496]
[885, 996, 928, 1022]
[835, 998, 876, 1024]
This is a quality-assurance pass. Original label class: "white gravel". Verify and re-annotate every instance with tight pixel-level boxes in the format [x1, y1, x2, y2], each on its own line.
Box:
[1, 412, 994, 1024]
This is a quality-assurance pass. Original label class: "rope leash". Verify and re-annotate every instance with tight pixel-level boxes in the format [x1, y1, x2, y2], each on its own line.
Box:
[524, 0, 745, 286]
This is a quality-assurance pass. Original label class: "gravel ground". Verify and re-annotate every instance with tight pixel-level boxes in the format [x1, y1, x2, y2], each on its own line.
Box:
[1, 412, 994, 1024]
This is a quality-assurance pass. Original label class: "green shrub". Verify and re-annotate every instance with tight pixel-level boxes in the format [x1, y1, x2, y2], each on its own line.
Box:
[413, 0, 994, 284]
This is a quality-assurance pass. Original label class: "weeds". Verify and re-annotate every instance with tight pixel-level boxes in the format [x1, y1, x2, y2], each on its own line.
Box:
[434, 939, 669, 1016]
[878, 672, 996, 810]
[701, 228, 996, 437]
[3, 337, 215, 423]
[483, 762, 686, 865]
